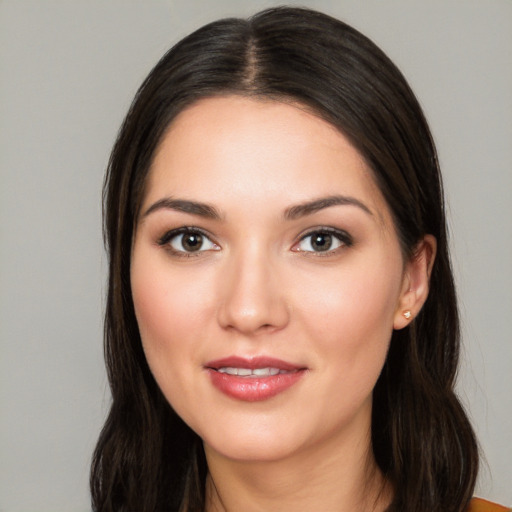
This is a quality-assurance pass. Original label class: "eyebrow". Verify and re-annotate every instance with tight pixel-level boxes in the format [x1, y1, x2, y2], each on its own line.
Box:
[284, 195, 372, 220]
[142, 198, 222, 220]
[142, 194, 372, 221]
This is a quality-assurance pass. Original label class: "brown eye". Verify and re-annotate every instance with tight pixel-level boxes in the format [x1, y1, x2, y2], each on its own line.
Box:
[180, 233, 203, 252]
[294, 229, 352, 254]
[159, 228, 219, 254]
[310, 233, 333, 251]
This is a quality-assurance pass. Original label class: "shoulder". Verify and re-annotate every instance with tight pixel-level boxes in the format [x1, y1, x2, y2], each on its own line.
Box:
[468, 498, 511, 512]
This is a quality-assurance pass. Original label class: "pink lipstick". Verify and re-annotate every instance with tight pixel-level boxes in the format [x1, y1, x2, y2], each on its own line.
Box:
[205, 356, 306, 402]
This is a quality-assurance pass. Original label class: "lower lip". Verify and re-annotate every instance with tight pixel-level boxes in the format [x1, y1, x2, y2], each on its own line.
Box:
[207, 369, 305, 402]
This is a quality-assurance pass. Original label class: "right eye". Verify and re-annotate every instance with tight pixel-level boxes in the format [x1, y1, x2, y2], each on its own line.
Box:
[158, 228, 220, 255]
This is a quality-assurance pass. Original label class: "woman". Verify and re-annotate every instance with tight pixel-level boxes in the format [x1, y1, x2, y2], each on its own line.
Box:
[90, 7, 508, 512]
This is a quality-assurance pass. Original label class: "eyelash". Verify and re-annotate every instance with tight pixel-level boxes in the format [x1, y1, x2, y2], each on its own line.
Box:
[157, 226, 353, 258]
[157, 227, 219, 258]
[293, 227, 353, 256]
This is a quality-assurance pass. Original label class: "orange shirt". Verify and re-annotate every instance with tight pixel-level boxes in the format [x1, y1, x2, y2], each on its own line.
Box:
[469, 498, 511, 512]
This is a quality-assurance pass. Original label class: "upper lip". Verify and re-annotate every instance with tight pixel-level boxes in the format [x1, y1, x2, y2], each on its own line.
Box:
[205, 356, 304, 372]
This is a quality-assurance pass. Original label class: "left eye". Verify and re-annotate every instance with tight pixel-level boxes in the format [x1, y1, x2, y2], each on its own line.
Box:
[160, 229, 219, 253]
[294, 230, 349, 253]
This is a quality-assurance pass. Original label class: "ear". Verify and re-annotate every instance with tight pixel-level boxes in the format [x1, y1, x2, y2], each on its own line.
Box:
[393, 235, 437, 330]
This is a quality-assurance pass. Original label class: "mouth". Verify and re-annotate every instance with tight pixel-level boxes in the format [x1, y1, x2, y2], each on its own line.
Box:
[205, 356, 306, 402]
[216, 367, 292, 377]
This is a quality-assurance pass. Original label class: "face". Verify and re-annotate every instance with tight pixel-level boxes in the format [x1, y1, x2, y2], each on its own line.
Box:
[131, 96, 412, 464]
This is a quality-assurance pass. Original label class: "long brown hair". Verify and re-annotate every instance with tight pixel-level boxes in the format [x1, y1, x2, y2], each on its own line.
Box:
[91, 7, 478, 511]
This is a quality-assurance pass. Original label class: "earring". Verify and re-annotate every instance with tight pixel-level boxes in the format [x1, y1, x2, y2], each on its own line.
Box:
[403, 310, 412, 320]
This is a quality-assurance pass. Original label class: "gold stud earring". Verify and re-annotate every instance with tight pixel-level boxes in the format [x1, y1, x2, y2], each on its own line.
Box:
[403, 310, 412, 320]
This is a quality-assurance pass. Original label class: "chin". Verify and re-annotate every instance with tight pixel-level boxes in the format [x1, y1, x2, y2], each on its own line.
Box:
[198, 414, 324, 465]
[206, 436, 301, 463]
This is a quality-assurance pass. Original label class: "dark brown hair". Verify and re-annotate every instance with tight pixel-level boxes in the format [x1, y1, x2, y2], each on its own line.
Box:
[91, 7, 478, 511]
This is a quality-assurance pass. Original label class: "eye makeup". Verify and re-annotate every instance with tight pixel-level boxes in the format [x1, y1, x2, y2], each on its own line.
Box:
[156, 224, 354, 260]
[157, 226, 220, 258]
[293, 227, 353, 253]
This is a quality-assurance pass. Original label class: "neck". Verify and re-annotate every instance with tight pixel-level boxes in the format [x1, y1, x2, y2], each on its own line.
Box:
[203, 426, 392, 512]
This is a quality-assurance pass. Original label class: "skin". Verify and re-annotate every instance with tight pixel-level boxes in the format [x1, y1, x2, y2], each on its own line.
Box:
[131, 96, 435, 511]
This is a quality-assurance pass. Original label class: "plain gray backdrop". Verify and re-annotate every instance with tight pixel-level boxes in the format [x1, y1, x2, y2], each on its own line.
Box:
[1, 1, 511, 510]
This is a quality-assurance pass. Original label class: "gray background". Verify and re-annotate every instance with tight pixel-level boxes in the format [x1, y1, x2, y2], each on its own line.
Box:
[0, 1, 510, 510]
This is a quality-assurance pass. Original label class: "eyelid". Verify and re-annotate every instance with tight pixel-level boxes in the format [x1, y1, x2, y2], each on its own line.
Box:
[291, 227, 353, 254]
[156, 225, 352, 257]
[157, 226, 220, 256]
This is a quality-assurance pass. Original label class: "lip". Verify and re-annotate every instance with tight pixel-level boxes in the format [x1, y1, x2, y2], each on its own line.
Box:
[205, 356, 307, 402]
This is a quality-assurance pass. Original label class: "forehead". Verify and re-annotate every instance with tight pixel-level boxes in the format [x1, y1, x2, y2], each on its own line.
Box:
[145, 96, 390, 224]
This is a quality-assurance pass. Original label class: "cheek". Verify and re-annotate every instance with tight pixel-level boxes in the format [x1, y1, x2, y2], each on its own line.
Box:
[301, 263, 400, 333]
[130, 254, 214, 371]
[296, 257, 402, 378]
[130, 258, 220, 433]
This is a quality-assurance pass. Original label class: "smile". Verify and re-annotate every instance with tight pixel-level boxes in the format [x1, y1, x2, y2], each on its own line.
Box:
[217, 367, 293, 377]
[205, 356, 306, 402]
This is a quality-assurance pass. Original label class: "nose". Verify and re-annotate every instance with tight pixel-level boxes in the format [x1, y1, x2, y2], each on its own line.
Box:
[216, 245, 290, 336]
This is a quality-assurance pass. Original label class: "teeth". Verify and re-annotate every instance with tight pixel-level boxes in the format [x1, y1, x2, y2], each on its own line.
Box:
[218, 367, 238, 375]
[253, 367, 280, 376]
[217, 367, 285, 377]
